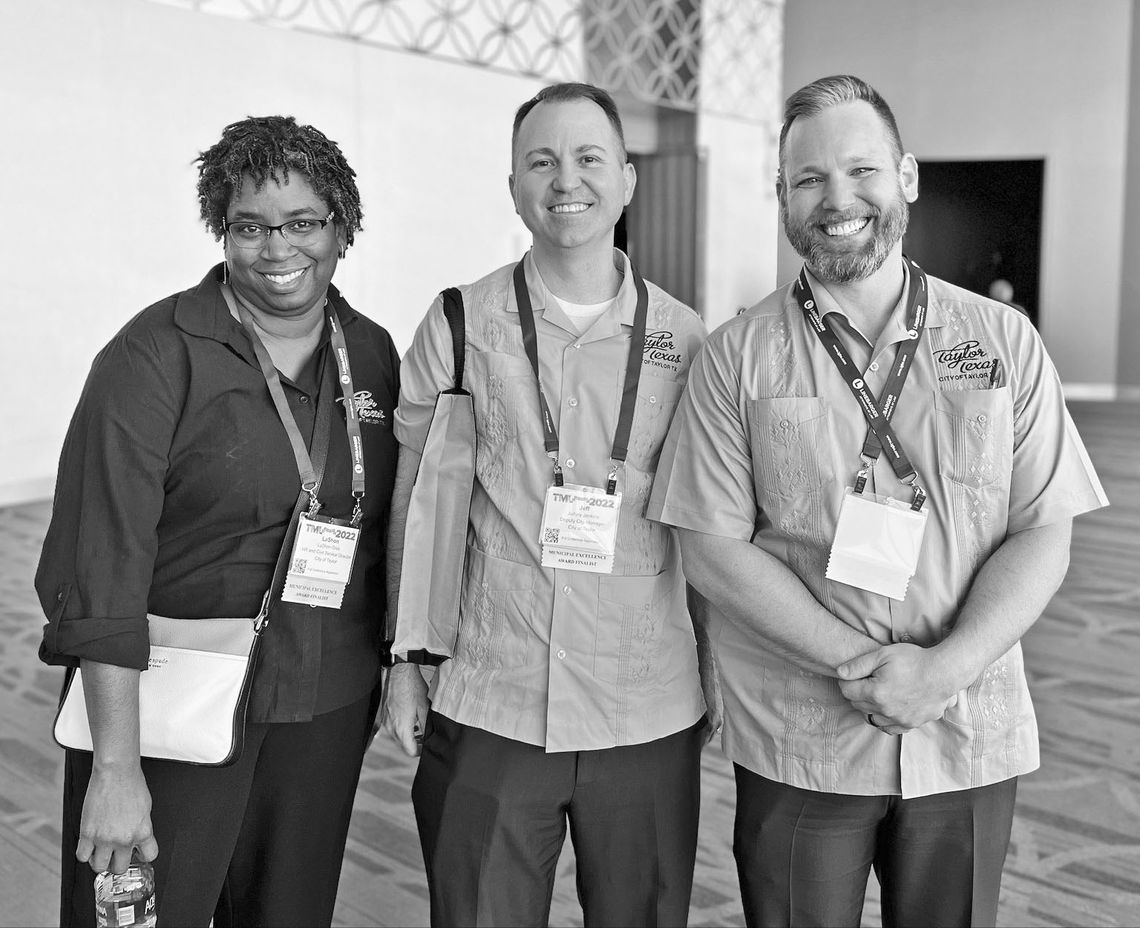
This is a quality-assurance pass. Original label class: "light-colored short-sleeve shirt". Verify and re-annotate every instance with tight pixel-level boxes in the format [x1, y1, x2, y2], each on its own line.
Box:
[396, 250, 707, 752]
[648, 265, 1108, 797]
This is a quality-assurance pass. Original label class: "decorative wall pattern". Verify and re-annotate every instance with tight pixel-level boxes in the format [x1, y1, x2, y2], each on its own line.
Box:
[149, 0, 782, 123]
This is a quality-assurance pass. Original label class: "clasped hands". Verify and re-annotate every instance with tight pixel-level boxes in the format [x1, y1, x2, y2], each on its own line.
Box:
[836, 642, 962, 737]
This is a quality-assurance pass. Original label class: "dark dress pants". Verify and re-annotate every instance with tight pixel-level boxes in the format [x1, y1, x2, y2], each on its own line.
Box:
[733, 766, 1018, 928]
[412, 710, 704, 928]
[60, 690, 377, 928]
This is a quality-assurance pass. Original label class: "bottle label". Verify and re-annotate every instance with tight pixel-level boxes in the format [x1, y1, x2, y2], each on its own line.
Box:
[95, 898, 156, 928]
[94, 864, 156, 928]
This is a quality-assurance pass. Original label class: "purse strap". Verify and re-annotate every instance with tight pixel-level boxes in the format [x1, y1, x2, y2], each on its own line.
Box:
[441, 287, 466, 393]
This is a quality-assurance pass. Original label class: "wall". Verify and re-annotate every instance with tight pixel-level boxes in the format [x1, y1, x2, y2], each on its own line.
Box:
[0, 0, 783, 506]
[0, 0, 567, 505]
[1119, 0, 1140, 395]
[699, 114, 781, 331]
[781, 0, 1132, 392]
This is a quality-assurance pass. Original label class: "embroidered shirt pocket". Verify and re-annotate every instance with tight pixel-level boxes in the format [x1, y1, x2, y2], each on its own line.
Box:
[624, 376, 684, 474]
[595, 567, 678, 685]
[455, 546, 537, 669]
[747, 394, 839, 508]
[934, 386, 1013, 490]
[468, 351, 532, 445]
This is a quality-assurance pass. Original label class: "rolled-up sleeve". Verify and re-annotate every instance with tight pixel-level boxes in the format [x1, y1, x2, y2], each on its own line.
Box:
[648, 326, 759, 541]
[37, 325, 178, 670]
[1006, 320, 1109, 533]
[393, 294, 457, 454]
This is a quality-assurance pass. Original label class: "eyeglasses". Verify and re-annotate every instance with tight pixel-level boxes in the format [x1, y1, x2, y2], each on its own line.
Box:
[223, 211, 335, 249]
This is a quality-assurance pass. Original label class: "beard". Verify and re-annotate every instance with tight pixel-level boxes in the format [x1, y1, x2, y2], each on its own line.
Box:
[782, 186, 910, 283]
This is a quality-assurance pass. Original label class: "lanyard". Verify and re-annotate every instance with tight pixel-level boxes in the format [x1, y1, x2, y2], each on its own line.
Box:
[794, 257, 929, 510]
[222, 285, 367, 525]
[512, 255, 649, 495]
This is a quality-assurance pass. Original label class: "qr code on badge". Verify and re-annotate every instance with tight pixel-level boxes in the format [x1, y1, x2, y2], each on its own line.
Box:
[294, 559, 307, 573]
[543, 528, 560, 544]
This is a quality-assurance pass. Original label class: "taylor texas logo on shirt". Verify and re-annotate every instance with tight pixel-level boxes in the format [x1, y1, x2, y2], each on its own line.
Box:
[932, 339, 1001, 388]
[642, 330, 684, 373]
[336, 390, 388, 424]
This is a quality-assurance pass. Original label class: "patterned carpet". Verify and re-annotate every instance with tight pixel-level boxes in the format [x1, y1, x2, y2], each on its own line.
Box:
[0, 400, 1136, 927]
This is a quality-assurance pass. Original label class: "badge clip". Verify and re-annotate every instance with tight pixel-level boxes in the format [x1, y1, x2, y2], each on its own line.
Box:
[551, 456, 564, 488]
[909, 483, 927, 512]
[853, 460, 871, 495]
[302, 480, 322, 516]
[605, 462, 621, 496]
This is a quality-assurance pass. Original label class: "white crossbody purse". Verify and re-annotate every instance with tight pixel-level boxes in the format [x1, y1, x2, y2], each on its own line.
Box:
[53, 601, 268, 766]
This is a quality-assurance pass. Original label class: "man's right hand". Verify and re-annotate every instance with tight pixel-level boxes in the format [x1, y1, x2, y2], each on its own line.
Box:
[76, 763, 158, 874]
[380, 662, 430, 756]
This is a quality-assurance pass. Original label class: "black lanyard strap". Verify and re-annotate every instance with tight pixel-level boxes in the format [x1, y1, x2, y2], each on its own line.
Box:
[794, 257, 929, 510]
[512, 255, 649, 494]
[223, 285, 367, 524]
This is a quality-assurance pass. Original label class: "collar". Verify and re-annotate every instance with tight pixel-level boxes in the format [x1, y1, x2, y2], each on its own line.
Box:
[802, 258, 946, 346]
[507, 249, 638, 336]
[174, 264, 357, 358]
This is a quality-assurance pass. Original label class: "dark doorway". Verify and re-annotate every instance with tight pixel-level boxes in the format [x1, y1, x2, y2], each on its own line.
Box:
[903, 159, 1044, 325]
[623, 149, 706, 314]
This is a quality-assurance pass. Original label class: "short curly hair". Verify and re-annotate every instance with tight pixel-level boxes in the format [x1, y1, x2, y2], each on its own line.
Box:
[196, 115, 363, 246]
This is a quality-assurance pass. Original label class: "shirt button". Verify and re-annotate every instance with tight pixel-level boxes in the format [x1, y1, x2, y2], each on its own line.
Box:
[648, 394, 658, 404]
[977, 414, 988, 424]
[562, 585, 572, 595]
[900, 633, 913, 642]
[573, 343, 582, 350]
[869, 362, 880, 372]
[565, 458, 575, 468]
[568, 397, 578, 408]
[557, 649, 567, 660]
[299, 395, 310, 404]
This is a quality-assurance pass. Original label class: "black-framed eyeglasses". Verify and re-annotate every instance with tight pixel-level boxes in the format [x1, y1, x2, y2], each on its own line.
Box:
[223, 211, 335, 249]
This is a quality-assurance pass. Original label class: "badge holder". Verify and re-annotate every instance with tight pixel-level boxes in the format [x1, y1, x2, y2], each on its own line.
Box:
[281, 491, 363, 609]
[539, 459, 622, 574]
[826, 468, 929, 601]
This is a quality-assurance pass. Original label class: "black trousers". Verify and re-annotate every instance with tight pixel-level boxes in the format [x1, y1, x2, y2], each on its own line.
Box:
[733, 766, 1018, 928]
[412, 711, 704, 928]
[60, 690, 377, 928]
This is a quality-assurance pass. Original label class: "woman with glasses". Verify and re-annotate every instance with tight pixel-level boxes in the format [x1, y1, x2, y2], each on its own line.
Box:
[37, 115, 399, 927]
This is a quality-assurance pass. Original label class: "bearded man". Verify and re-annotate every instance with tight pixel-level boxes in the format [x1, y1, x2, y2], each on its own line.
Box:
[648, 74, 1107, 927]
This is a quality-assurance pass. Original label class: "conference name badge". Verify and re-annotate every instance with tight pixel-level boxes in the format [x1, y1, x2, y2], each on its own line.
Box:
[282, 512, 360, 608]
[539, 483, 621, 574]
[825, 488, 928, 601]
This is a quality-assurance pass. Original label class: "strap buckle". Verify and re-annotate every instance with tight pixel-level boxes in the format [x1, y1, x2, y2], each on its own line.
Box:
[900, 472, 927, 511]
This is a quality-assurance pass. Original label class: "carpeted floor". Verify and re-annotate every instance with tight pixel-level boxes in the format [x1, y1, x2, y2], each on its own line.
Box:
[0, 400, 1136, 927]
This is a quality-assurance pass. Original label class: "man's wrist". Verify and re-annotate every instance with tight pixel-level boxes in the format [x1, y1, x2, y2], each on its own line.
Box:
[926, 639, 983, 695]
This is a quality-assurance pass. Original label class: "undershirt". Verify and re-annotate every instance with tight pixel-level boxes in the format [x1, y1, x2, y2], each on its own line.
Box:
[551, 295, 614, 333]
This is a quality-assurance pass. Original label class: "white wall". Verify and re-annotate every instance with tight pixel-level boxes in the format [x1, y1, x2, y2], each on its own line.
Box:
[1118, 0, 1140, 394]
[781, 0, 1132, 389]
[0, 0, 568, 504]
[699, 114, 781, 332]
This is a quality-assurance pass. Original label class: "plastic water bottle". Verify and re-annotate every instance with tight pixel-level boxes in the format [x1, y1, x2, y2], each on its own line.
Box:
[94, 857, 156, 927]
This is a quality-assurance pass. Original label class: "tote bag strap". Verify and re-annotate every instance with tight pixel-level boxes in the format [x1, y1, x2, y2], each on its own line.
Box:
[440, 287, 467, 394]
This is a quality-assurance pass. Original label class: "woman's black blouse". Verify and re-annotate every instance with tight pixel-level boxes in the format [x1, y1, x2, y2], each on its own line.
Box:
[37, 266, 400, 723]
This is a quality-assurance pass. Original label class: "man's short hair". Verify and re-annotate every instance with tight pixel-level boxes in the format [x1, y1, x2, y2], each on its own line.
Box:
[511, 82, 628, 166]
[778, 75, 904, 179]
